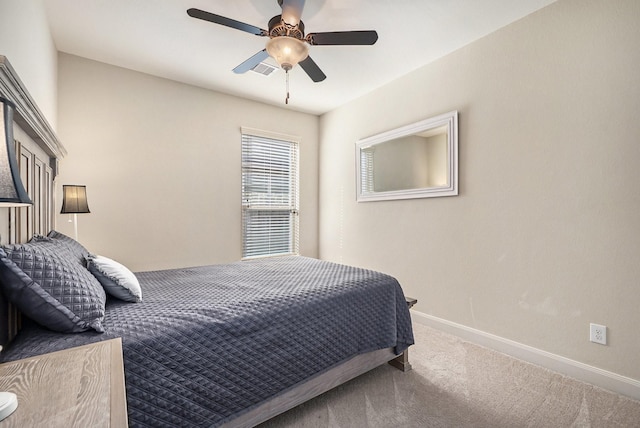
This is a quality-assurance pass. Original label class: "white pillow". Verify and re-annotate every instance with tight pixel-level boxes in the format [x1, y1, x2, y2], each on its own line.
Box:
[86, 254, 142, 303]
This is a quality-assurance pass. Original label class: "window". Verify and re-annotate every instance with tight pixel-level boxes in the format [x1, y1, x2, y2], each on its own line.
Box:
[241, 130, 299, 259]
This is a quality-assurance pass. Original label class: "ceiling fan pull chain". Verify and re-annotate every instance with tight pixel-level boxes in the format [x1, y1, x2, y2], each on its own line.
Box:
[285, 69, 290, 104]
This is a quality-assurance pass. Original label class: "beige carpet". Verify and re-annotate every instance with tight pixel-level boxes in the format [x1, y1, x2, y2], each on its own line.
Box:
[259, 322, 640, 427]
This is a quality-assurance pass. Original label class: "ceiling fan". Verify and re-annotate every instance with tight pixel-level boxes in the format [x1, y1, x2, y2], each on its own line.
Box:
[186, 0, 378, 85]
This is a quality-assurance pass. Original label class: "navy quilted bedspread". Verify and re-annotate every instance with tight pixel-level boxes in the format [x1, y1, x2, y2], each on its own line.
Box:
[1, 256, 414, 427]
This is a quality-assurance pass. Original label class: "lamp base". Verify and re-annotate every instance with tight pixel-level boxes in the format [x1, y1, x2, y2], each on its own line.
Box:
[0, 391, 18, 421]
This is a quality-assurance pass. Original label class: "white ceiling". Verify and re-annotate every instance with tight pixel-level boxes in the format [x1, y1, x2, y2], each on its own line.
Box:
[43, 0, 556, 115]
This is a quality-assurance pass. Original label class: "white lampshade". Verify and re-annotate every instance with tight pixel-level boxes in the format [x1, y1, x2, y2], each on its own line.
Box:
[266, 36, 309, 71]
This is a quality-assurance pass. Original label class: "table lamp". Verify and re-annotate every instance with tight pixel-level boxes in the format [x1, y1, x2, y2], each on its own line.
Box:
[0, 96, 27, 420]
[60, 185, 90, 241]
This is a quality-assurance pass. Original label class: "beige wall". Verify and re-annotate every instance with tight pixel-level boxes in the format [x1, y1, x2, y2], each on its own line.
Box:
[56, 53, 319, 271]
[0, 0, 58, 127]
[319, 0, 640, 381]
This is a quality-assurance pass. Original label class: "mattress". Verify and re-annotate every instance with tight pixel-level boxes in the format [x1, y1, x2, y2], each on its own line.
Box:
[1, 256, 414, 427]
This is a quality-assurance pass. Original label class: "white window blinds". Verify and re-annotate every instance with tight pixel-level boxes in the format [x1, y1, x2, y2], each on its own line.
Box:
[241, 132, 299, 259]
[360, 148, 375, 193]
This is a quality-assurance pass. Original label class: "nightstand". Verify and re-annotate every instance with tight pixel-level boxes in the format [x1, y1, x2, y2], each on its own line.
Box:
[0, 338, 128, 427]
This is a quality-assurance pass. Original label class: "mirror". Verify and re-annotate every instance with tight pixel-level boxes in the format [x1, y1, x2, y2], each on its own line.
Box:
[356, 111, 458, 202]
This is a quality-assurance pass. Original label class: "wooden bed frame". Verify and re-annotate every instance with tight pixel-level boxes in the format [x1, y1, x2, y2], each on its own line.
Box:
[228, 347, 400, 427]
[2, 277, 412, 428]
[1, 55, 65, 350]
[3, 272, 413, 428]
[228, 296, 416, 426]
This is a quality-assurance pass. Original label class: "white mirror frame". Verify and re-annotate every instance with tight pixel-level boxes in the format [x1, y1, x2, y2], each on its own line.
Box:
[356, 110, 458, 202]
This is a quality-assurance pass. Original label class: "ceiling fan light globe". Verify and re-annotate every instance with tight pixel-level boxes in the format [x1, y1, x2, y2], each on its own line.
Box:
[266, 37, 309, 70]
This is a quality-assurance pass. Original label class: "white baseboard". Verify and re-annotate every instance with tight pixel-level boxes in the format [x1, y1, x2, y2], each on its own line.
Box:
[411, 310, 640, 401]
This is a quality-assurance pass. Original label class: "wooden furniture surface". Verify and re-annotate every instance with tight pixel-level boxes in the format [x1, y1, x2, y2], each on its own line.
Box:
[405, 297, 418, 309]
[0, 338, 127, 428]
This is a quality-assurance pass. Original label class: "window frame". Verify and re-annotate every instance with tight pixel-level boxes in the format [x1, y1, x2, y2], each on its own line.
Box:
[241, 127, 300, 260]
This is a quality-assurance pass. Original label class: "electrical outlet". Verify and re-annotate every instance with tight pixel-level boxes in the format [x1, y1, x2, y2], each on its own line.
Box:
[590, 323, 607, 345]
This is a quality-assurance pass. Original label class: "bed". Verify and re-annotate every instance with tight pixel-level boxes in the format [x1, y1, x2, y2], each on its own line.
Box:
[0, 232, 414, 427]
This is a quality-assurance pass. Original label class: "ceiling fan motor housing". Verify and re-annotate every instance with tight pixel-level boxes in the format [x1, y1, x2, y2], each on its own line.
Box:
[268, 15, 305, 40]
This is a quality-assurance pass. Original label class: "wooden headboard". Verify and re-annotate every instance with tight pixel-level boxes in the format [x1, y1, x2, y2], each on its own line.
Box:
[0, 55, 66, 349]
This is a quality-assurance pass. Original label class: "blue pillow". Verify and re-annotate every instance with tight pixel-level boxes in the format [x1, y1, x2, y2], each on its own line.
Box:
[30, 230, 90, 266]
[0, 241, 106, 333]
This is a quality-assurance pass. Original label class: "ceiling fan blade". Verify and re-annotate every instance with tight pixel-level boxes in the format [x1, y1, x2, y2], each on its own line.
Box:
[187, 8, 267, 36]
[279, 0, 306, 26]
[299, 56, 326, 82]
[233, 50, 270, 74]
[307, 30, 378, 46]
